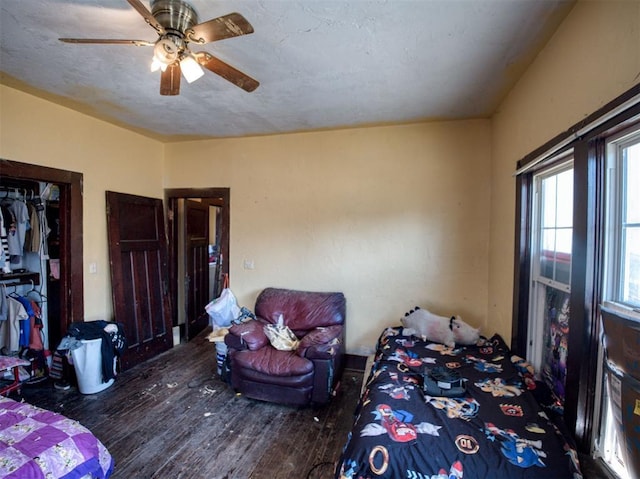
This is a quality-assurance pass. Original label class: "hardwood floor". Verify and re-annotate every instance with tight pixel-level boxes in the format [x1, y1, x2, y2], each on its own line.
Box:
[18, 332, 364, 479]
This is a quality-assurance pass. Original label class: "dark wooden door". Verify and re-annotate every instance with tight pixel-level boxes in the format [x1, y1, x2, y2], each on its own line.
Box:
[106, 191, 172, 370]
[185, 199, 210, 340]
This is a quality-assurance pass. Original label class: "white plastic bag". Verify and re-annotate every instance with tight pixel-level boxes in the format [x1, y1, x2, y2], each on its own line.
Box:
[205, 288, 240, 327]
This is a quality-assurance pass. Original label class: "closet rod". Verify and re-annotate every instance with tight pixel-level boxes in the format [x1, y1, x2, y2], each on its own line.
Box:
[0, 186, 39, 200]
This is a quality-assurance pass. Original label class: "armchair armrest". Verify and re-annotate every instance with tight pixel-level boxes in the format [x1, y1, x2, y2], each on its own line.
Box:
[225, 320, 270, 351]
[297, 325, 343, 359]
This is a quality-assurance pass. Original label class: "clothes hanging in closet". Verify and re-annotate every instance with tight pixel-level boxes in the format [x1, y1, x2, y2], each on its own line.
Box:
[0, 286, 45, 353]
[0, 193, 51, 271]
[23, 199, 50, 256]
[0, 294, 29, 353]
[7, 199, 29, 257]
[12, 294, 33, 349]
[27, 203, 41, 253]
[28, 300, 43, 351]
[0, 286, 7, 323]
[0, 207, 11, 273]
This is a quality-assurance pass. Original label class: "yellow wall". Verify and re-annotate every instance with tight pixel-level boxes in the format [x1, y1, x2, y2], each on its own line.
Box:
[488, 0, 640, 338]
[1, 84, 491, 353]
[0, 86, 165, 321]
[165, 122, 492, 352]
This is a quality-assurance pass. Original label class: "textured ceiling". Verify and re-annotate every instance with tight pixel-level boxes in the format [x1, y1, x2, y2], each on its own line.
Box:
[0, 0, 574, 141]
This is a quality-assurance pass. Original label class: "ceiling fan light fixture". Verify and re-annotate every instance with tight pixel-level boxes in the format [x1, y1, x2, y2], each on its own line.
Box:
[180, 54, 204, 83]
[150, 57, 168, 72]
[59, 0, 258, 94]
[152, 38, 179, 71]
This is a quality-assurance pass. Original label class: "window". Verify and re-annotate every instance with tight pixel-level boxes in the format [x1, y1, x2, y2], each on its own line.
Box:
[527, 160, 573, 407]
[605, 134, 640, 308]
[595, 128, 640, 479]
[538, 166, 573, 286]
[513, 85, 640, 479]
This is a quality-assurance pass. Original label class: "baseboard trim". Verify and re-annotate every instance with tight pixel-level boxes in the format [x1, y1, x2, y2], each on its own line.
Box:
[344, 353, 368, 372]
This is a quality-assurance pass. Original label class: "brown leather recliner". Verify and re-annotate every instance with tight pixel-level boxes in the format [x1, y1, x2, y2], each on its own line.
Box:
[224, 287, 346, 406]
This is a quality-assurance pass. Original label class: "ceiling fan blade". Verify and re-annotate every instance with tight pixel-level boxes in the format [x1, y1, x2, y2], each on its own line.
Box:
[186, 13, 254, 45]
[126, 0, 166, 35]
[160, 62, 181, 96]
[59, 38, 154, 46]
[197, 52, 259, 92]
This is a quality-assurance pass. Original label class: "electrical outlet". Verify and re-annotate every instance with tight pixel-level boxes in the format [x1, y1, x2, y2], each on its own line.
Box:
[243, 259, 255, 270]
[89, 262, 97, 274]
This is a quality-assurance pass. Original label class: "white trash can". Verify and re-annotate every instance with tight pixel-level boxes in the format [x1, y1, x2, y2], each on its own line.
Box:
[71, 338, 114, 394]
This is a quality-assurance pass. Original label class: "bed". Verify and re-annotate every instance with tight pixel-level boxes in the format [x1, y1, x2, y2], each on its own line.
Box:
[0, 396, 113, 479]
[335, 327, 582, 479]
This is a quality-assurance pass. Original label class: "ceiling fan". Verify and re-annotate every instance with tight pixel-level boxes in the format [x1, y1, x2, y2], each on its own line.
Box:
[59, 0, 259, 95]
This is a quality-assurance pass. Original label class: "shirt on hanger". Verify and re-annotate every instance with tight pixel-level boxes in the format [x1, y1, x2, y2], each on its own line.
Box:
[0, 296, 29, 352]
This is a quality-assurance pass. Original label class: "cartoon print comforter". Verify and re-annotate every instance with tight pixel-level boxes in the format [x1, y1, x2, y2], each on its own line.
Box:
[335, 328, 582, 479]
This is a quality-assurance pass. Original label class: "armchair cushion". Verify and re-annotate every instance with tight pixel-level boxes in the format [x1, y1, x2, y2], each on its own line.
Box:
[234, 348, 313, 377]
[296, 325, 343, 358]
[228, 320, 269, 351]
[255, 288, 345, 331]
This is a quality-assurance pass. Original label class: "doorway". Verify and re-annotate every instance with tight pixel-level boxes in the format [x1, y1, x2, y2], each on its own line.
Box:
[165, 188, 230, 343]
[0, 159, 83, 352]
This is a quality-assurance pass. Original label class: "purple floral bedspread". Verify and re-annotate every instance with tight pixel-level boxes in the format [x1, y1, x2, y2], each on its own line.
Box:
[0, 396, 113, 479]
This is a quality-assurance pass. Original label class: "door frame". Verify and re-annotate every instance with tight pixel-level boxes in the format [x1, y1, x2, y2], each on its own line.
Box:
[0, 159, 83, 330]
[165, 188, 230, 332]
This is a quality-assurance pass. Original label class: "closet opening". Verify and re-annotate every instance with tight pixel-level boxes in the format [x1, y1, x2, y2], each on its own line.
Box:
[0, 159, 83, 381]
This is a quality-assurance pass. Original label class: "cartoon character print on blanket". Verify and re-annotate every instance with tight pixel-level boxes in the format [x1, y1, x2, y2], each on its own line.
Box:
[483, 422, 547, 468]
[377, 371, 418, 400]
[335, 328, 583, 479]
[475, 377, 524, 397]
[425, 395, 480, 421]
[360, 403, 442, 442]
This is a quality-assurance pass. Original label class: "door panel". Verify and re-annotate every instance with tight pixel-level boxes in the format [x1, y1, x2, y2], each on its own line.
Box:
[106, 191, 172, 370]
[185, 199, 210, 340]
